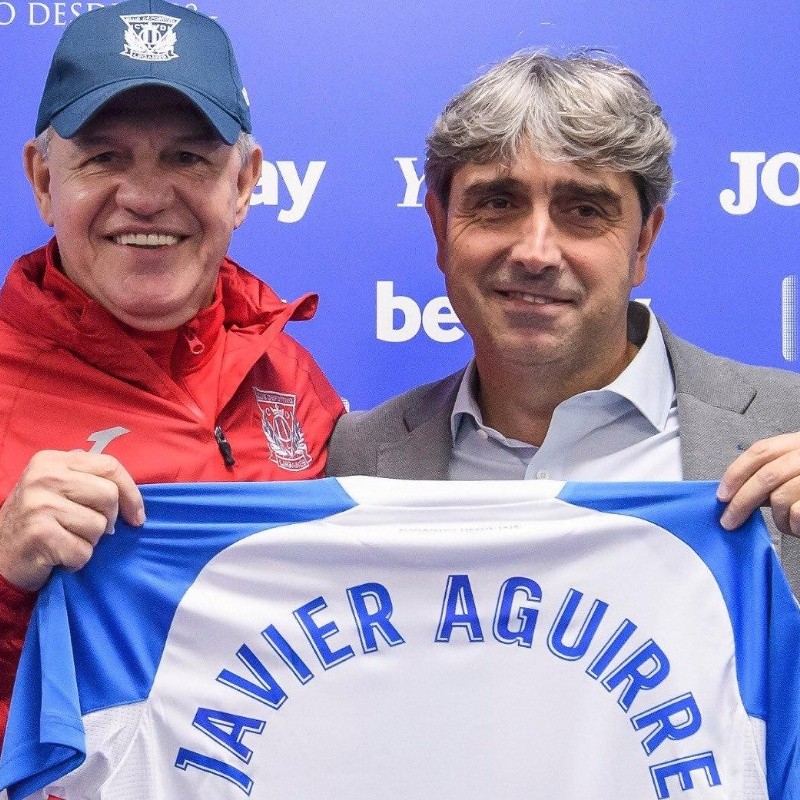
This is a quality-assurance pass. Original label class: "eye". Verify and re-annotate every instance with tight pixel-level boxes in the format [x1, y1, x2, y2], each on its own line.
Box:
[87, 151, 116, 165]
[574, 203, 601, 218]
[485, 196, 511, 210]
[477, 194, 517, 214]
[181, 151, 204, 164]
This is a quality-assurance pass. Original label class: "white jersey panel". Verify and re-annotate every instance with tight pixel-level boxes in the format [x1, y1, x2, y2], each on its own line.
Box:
[1, 479, 797, 800]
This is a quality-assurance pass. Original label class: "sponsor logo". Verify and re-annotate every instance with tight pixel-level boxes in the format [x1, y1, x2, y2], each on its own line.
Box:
[376, 281, 464, 343]
[72, 426, 130, 454]
[395, 157, 425, 207]
[121, 13, 179, 62]
[254, 388, 312, 471]
[721, 152, 800, 215]
[250, 160, 325, 223]
[376, 285, 653, 344]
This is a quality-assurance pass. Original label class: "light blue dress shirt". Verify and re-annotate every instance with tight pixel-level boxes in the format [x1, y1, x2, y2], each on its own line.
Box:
[449, 307, 682, 481]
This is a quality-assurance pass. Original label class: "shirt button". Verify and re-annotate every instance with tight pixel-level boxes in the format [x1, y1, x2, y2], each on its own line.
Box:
[477, 429, 489, 440]
[536, 469, 550, 479]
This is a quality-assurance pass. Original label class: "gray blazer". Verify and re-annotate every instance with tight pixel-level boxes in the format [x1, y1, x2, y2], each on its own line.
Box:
[328, 309, 800, 596]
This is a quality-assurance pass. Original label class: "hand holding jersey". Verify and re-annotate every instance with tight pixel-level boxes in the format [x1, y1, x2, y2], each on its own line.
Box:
[719, 432, 800, 537]
[0, 452, 144, 592]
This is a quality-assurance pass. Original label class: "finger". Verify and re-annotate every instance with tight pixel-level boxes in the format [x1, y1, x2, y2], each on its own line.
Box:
[719, 452, 800, 530]
[0, 497, 109, 590]
[47, 452, 144, 529]
[7, 527, 94, 589]
[20, 486, 111, 546]
[103, 464, 145, 528]
[52, 469, 124, 535]
[790, 501, 800, 538]
[67, 452, 145, 527]
[764, 475, 800, 537]
[718, 434, 800, 501]
[38, 524, 96, 574]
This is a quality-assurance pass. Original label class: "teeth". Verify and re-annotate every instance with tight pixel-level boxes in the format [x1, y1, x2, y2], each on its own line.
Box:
[114, 233, 180, 247]
[516, 292, 551, 304]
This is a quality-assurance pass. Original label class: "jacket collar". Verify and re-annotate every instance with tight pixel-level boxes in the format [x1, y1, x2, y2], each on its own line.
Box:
[0, 239, 317, 405]
[382, 305, 765, 482]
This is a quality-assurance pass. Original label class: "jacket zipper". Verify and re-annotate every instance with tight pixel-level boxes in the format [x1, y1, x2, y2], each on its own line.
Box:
[214, 426, 236, 468]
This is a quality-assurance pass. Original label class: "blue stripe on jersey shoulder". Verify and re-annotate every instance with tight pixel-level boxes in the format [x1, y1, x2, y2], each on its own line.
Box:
[558, 480, 800, 800]
[0, 478, 356, 800]
[69, 479, 357, 713]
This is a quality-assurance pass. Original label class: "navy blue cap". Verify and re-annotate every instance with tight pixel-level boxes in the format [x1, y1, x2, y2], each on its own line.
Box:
[35, 0, 251, 144]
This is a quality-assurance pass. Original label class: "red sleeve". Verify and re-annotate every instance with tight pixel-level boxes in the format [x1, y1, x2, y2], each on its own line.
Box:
[0, 572, 37, 745]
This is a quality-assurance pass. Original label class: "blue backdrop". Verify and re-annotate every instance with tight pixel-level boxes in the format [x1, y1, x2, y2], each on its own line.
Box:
[0, 1, 798, 409]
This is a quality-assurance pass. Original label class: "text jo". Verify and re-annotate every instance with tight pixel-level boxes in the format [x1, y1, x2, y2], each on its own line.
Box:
[721, 152, 800, 215]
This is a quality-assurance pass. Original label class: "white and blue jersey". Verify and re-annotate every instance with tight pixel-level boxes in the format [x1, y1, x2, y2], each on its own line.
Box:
[0, 478, 798, 800]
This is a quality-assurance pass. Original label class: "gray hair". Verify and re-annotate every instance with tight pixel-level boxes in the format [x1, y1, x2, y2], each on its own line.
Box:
[425, 49, 675, 220]
[33, 126, 258, 168]
[234, 132, 258, 168]
[32, 126, 53, 160]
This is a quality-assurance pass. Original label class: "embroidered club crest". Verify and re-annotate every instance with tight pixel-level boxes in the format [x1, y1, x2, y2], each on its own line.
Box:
[254, 389, 312, 471]
[120, 14, 179, 62]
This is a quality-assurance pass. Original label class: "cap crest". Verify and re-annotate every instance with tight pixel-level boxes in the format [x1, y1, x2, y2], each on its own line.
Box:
[121, 14, 180, 62]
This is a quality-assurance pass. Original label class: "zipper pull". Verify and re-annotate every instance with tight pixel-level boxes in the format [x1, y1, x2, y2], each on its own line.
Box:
[185, 327, 205, 355]
[214, 426, 236, 468]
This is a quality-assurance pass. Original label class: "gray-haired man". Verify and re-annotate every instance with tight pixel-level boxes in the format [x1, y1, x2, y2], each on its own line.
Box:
[0, 0, 343, 743]
[328, 50, 800, 594]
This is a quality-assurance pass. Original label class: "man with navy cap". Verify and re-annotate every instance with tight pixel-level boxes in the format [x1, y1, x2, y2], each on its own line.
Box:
[0, 0, 343, 740]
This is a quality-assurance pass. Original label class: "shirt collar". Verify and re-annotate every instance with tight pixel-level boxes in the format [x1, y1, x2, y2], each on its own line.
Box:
[450, 303, 675, 442]
[605, 304, 675, 430]
[450, 360, 483, 442]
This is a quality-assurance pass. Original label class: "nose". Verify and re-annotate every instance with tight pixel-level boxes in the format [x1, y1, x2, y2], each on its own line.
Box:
[508, 209, 562, 273]
[115, 163, 173, 218]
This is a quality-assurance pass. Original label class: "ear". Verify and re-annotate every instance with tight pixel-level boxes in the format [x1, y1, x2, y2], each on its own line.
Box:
[23, 140, 54, 227]
[234, 143, 263, 228]
[632, 203, 665, 286]
[424, 190, 448, 272]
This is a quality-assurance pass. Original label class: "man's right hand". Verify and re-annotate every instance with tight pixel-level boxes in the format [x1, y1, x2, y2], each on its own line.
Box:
[0, 450, 145, 592]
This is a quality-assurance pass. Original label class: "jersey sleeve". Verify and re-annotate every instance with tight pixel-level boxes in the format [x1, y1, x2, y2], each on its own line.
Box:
[0, 573, 37, 747]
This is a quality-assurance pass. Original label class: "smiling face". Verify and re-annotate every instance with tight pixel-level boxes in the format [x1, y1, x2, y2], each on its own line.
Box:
[427, 145, 664, 392]
[24, 86, 262, 331]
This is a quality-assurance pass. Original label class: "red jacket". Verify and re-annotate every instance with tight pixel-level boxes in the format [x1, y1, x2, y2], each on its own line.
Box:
[0, 241, 344, 740]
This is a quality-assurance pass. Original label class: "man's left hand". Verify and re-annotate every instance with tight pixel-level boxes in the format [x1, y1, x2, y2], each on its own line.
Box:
[718, 432, 800, 536]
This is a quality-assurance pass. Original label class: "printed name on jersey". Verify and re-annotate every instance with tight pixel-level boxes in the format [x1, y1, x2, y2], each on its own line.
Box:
[253, 387, 312, 470]
[176, 573, 714, 797]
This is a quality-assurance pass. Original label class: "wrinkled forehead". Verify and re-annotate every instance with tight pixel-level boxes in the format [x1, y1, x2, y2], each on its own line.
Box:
[77, 85, 218, 139]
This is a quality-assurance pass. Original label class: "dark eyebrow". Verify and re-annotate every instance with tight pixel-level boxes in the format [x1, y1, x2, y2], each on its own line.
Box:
[552, 180, 623, 213]
[459, 176, 527, 204]
[459, 175, 624, 213]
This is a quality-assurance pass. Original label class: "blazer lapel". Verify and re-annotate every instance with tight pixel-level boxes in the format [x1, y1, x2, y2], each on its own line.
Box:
[660, 322, 764, 479]
[375, 370, 463, 480]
